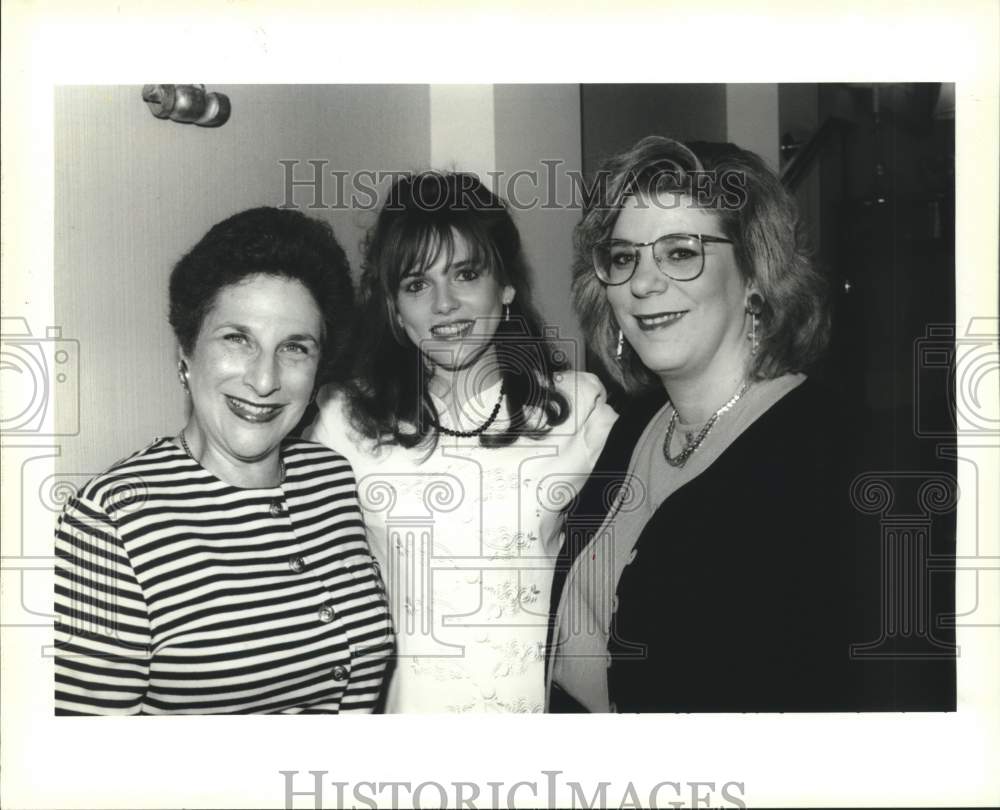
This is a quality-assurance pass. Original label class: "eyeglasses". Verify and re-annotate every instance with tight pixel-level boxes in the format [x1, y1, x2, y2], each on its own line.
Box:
[592, 233, 734, 286]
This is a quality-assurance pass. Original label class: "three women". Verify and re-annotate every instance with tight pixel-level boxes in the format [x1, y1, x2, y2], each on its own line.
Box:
[58, 137, 864, 713]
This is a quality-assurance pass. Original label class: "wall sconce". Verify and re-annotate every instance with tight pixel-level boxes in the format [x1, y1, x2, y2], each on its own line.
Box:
[142, 85, 231, 128]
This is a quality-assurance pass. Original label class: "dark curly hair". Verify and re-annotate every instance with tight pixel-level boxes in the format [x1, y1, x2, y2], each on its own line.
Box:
[573, 136, 830, 394]
[168, 206, 354, 384]
[345, 171, 570, 450]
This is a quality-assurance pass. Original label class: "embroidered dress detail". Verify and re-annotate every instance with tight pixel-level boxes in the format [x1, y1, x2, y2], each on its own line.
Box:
[308, 371, 618, 713]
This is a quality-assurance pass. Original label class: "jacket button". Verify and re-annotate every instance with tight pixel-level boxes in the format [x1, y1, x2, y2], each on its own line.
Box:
[318, 605, 335, 623]
[269, 500, 285, 518]
[331, 665, 348, 681]
[289, 556, 306, 573]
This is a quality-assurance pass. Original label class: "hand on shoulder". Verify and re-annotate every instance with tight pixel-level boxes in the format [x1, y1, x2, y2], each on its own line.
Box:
[305, 383, 356, 450]
[553, 369, 619, 454]
[554, 369, 609, 407]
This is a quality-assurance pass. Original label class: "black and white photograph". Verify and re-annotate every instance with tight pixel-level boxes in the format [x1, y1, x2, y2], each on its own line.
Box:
[1, 2, 997, 809]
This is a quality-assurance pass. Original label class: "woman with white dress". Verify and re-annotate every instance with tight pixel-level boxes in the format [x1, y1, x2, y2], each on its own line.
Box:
[307, 171, 617, 712]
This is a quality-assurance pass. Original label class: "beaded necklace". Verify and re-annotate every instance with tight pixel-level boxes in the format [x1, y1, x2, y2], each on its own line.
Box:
[662, 381, 750, 468]
[429, 383, 506, 438]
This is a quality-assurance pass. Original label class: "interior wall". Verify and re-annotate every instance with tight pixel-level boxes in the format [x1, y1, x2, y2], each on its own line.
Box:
[580, 84, 728, 177]
[55, 84, 431, 478]
[55, 84, 587, 479]
[727, 84, 780, 170]
[494, 84, 584, 357]
[430, 85, 496, 181]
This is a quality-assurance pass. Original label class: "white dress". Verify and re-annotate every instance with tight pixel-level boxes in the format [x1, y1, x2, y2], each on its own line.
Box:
[307, 370, 617, 713]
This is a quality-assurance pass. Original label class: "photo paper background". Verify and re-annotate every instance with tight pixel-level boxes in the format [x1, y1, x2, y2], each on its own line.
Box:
[1, 2, 998, 808]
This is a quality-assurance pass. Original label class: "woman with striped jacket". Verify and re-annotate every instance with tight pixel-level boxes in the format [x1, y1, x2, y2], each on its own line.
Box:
[54, 207, 393, 714]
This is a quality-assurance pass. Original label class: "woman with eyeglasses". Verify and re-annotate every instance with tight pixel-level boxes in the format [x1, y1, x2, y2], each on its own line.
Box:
[547, 136, 877, 712]
[307, 171, 617, 712]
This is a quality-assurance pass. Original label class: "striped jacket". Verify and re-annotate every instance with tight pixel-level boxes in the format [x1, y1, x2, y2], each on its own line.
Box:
[54, 437, 393, 714]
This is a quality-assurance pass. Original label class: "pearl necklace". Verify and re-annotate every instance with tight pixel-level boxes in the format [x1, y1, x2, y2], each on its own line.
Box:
[429, 383, 505, 438]
[177, 429, 286, 484]
[662, 381, 750, 468]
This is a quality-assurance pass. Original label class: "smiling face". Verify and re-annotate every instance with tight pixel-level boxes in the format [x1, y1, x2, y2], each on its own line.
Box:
[182, 273, 322, 482]
[605, 193, 750, 388]
[394, 231, 514, 373]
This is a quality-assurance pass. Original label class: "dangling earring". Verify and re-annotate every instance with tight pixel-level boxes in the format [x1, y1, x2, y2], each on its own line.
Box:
[390, 304, 408, 346]
[745, 292, 765, 356]
[177, 360, 190, 393]
[615, 329, 624, 362]
[503, 303, 510, 322]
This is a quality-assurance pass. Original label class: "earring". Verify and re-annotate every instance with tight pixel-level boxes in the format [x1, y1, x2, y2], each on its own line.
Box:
[503, 303, 510, 322]
[390, 304, 408, 345]
[177, 360, 190, 393]
[745, 292, 765, 356]
[615, 329, 624, 362]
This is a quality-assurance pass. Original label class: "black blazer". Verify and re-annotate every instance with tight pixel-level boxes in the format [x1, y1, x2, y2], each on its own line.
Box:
[549, 379, 956, 712]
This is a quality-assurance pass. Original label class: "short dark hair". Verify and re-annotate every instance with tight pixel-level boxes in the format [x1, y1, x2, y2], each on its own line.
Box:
[346, 171, 569, 450]
[168, 206, 354, 383]
[573, 135, 830, 394]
